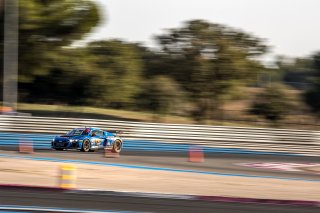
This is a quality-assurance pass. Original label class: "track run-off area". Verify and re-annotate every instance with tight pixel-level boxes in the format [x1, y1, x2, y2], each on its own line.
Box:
[1, 149, 319, 181]
[1, 149, 320, 212]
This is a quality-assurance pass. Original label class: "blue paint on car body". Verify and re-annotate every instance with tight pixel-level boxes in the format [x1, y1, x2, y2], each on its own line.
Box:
[50, 127, 123, 153]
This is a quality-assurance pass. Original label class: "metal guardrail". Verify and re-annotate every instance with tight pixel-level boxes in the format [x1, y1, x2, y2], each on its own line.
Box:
[0, 115, 319, 156]
[1, 132, 287, 155]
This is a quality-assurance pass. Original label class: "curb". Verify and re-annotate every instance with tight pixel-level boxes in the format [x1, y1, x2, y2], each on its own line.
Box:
[197, 195, 320, 207]
[76, 189, 320, 207]
[0, 184, 66, 191]
[0, 205, 136, 213]
[1, 184, 319, 208]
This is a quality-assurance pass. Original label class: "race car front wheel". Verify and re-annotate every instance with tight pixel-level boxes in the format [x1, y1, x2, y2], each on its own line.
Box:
[81, 139, 91, 152]
[112, 140, 122, 153]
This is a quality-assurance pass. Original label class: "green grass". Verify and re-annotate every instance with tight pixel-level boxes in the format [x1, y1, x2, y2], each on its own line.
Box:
[17, 103, 253, 126]
[17, 103, 195, 124]
[16, 102, 320, 130]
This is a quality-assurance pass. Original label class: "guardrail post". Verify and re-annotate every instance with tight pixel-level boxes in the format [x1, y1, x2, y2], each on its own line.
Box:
[59, 164, 76, 189]
[188, 146, 204, 163]
[19, 139, 33, 153]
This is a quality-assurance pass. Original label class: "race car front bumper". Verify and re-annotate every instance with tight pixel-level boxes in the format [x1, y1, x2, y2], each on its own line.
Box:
[52, 141, 80, 149]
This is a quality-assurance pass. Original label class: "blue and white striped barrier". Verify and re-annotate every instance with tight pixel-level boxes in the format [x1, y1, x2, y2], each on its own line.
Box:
[0, 132, 290, 155]
[0, 115, 319, 156]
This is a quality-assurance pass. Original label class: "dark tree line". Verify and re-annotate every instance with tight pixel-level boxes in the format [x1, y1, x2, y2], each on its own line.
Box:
[1, 0, 320, 124]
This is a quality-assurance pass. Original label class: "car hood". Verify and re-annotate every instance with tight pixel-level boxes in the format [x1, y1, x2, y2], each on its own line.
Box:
[54, 135, 84, 141]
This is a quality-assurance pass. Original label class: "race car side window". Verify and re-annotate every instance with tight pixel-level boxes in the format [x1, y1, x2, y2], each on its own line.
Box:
[82, 128, 90, 135]
[67, 129, 84, 136]
[96, 130, 104, 137]
[91, 130, 98, 137]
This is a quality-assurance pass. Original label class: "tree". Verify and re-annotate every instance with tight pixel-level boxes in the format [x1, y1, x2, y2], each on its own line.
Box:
[18, 0, 100, 83]
[250, 84, 293, 123]
[83, 40, 144, 107]
[304, 52, 320, 116]
[155, 20, 268, 121]
[136, 75, 187, 118]
[0, 1, 4, 100]
[26, 48, 94, 104]
[276, 56, 314, 90]
[9, 0, 101, 103]
[27, 40, 144, 107]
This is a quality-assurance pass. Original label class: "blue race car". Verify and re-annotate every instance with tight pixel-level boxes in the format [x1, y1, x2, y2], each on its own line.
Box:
[51, 127, 123, 153]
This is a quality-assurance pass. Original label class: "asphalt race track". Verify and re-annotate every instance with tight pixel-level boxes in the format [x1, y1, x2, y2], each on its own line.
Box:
[0, 149, 319, 180]
[0, 186, 319, 213]
[1, 149, 320, 212]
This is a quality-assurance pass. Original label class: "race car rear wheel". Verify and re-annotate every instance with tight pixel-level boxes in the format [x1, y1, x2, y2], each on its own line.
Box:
[81, 139, 91, 152]
[112, 140, 122, 153]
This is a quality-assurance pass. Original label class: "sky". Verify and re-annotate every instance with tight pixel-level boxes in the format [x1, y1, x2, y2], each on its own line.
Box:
[78, 0, 320, 60]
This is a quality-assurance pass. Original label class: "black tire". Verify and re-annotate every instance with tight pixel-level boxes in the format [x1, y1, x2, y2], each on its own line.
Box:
[81, 139, 91, 152]
[55, 148, 64, 151]
[112, 140, 122, 153]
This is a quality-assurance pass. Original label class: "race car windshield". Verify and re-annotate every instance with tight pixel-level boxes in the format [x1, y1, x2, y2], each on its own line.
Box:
[66, 129, 84, 136]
